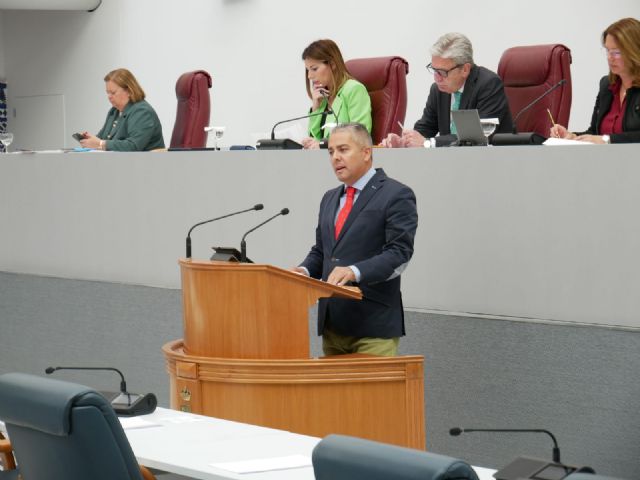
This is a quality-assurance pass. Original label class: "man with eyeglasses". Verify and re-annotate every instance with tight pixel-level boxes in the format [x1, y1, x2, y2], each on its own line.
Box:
[382, 32, 513, 148]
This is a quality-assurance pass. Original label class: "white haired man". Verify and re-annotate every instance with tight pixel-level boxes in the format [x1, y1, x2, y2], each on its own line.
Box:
[383, 32, 513, 148]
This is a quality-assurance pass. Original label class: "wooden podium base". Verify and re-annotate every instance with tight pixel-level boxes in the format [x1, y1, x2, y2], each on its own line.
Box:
[163, 339, 426, 449]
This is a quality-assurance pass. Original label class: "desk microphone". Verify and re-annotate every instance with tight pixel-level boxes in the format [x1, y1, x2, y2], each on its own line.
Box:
[240, 208, 289, 262]
[257, 103, 334, 150]
[511, 79, 566, 134]
[45, 366, 157, 417]
[449, 427, 561, 463]
[450, 427, 596, 480]
[186, 204, 264, 258]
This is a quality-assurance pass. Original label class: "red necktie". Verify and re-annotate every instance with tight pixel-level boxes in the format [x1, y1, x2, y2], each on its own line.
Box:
[335, 186, 356, 239]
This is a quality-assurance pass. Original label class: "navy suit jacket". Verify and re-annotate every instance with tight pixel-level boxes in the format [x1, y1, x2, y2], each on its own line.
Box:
[413, 64, 514, 146]
[301, 168, 418, 338]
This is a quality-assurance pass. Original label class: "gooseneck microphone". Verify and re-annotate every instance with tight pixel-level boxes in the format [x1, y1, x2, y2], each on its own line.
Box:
[511, 79, 567, 133]
[449, 427, 561, 463]
[45, 365, 157, 416]
[240, 208, 290, 263]
[186, 204, 264, 258]
[257, 101, 335, 150]
[46, 366, 128, 394]
[269, 107, 333, 139]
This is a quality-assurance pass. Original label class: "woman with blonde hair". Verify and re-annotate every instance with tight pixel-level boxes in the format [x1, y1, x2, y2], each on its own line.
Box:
[80, 68, 164, 151]
[301, 39, 372, 149]
[550, 18, 640, 144]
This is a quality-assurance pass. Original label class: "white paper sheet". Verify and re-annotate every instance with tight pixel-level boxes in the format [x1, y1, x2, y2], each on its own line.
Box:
[118, 416, 161, 430]
[211, 454, 312, 474]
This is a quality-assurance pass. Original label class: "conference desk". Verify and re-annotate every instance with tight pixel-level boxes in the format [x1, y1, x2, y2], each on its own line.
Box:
[122, 407, 496, 480]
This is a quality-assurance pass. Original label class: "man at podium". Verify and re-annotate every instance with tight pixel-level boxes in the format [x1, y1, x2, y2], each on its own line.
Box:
[294, 123, 418, 356]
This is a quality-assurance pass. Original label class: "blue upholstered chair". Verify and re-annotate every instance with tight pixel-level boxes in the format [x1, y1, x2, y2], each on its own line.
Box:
[0, 372, 155, 480]
[565, 473, 630, 480]
[312, 434, 479, 480]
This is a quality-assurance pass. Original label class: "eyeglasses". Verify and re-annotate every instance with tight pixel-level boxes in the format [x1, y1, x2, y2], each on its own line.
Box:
[426, 63, 463, 78]
[604, 48, 622, 59]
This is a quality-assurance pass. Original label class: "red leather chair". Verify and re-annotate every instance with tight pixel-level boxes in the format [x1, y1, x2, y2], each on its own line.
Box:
[497, 44, 572, 137]
[170, 70, 212, 149]
[345, 56, 409, 144]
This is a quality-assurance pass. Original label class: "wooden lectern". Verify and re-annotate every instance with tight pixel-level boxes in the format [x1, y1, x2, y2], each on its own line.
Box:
[163, 259, 425, 449]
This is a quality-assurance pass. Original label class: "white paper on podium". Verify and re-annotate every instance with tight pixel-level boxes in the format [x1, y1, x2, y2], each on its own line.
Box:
[211, 454, 312, 474]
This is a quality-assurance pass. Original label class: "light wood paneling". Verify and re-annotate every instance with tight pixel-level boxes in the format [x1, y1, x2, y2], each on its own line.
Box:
[164, 340, 425, 449]
[179, 259, 361, 359]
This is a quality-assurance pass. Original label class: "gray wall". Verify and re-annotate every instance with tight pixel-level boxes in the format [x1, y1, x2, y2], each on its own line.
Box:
[1, 271, 638, 478]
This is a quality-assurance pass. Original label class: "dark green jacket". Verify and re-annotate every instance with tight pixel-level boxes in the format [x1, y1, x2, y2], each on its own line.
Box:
[97, 100, 165, 151]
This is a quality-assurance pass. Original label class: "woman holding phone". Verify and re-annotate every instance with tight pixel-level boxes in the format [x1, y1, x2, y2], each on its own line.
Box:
[80, 68, 164, 151]
[301, 39, 372, 149]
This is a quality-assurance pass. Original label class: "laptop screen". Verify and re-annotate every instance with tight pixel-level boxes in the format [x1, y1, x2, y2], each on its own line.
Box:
[451, 109, 488, 146]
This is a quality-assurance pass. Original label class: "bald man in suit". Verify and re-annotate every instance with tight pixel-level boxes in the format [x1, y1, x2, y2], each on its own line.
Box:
[294, 123, 418, 356]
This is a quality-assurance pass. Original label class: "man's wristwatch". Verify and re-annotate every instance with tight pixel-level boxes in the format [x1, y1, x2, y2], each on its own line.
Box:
[423, 138, 436, 148]
[602, 135, 611, 144]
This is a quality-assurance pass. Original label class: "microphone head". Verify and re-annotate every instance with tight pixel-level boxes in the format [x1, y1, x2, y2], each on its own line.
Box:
[254, 204, 264, 211]
[281, 208, 290, 215]
[45, 367, 56, 374]
[449, 427, 463, 436]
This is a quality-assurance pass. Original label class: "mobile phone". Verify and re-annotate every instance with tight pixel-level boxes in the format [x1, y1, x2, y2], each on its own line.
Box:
[72, 132, 85, 142]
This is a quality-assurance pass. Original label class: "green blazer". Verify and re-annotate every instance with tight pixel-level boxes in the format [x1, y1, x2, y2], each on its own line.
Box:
[308, 78, 372, 139]
[97, 100, 165, 151]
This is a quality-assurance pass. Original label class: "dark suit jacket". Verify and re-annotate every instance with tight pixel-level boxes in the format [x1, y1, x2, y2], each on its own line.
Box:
[301, 168, 418, 338]
[580, 75, 640, 143]
[413, 64, 514, 146]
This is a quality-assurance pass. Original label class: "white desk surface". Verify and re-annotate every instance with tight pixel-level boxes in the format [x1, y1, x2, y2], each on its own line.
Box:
[121, 407, 496, 480]
[121, 407, 320, 480]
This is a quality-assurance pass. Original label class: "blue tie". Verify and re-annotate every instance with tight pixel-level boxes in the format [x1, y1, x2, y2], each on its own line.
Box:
[450, 91, 462, 134]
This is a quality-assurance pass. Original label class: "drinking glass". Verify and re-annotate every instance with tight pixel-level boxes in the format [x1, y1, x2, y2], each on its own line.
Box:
[480, 119, 499, 144]
[0, 132, 14, 153]
[213, 127, 226, 150]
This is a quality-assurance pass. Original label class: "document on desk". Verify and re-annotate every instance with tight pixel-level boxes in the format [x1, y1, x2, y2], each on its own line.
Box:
[119, 416, 162, 430]
[543, 138, 592, 146]
[211, 454, 312, 474]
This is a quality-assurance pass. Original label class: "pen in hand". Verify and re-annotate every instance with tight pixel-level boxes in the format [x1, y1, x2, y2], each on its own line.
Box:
[546, 108, 559, 137]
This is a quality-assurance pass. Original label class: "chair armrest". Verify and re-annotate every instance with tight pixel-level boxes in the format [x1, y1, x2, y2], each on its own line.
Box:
[140, 465, 156, 480]
[0, 437, 17, 471]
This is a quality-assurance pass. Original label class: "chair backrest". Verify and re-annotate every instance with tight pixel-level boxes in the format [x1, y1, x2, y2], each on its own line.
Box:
[345, 56, 409, 144]
[170, 70, 212, 149]
[312, 434, 479, 480]
[0, 372, 144, 480]
[497, 44, 572, 137]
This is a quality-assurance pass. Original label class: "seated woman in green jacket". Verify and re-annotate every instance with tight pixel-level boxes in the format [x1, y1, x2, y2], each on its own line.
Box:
[80, 68, 165, 151]
[301, 39, 372, 149]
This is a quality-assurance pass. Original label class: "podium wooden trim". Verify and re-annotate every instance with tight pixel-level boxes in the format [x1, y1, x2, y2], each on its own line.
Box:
[179, 259, 361, 359]
[163, 339, 425, 449]
[165, 259, 425, 449]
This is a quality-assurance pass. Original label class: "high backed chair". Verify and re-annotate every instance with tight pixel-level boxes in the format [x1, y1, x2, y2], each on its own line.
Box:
[0, 372, 155, 480]
[312, 434, 479, 480]
[497, 44, 572, 137]
[345, 56, 409, 144]
[170, 70, 212, 149]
